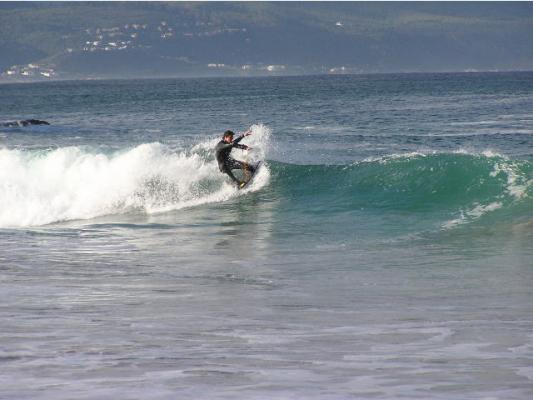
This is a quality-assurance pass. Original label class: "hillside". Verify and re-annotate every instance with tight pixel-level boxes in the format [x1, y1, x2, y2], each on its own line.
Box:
[1, 2, 532, 80]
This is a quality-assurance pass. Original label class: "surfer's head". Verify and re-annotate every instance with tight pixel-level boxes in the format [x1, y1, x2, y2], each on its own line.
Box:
[223, 130, 234, 143]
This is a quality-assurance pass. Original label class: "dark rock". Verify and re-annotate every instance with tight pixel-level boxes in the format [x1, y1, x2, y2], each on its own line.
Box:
[2, 119, 50, 127]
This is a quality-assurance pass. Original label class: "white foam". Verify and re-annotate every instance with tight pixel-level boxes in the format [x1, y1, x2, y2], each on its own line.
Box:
[443, 200, 510, 229]
[452, 148, 508, 159]
[490, 161, 529, 200]
[243, 123, 272, 162]
[360, 151, 430, 164]
[442, 152, 531, 229]
[0, 125, 271, 227]
[449, 120, 500, 126]
[357, 148, 518, 166]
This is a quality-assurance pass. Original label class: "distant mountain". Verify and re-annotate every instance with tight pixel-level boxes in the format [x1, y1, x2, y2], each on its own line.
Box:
[1, 2, 532, 81]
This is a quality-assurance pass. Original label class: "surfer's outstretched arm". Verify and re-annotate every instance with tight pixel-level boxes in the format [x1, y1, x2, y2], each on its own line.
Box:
[232, 130, 252, 144]
[232, 134, 245, 144]
[232, 134, 252, 150]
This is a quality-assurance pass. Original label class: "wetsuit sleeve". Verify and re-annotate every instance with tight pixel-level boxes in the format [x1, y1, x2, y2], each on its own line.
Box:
[232, 135, 245, 145]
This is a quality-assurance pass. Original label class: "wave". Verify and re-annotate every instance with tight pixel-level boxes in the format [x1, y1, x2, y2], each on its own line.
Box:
[0, 124, 271, 227]
[1, 127, 531, 229]
[268, 151, 532, 227]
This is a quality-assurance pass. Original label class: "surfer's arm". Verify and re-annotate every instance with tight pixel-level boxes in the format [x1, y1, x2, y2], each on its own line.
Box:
[232, 134, 245, 144]
[231, 135, 251, 150]
[232, 131, 253, 149]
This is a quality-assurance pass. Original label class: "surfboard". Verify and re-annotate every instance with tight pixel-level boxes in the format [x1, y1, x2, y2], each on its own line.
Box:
[239, 161, 262, 189]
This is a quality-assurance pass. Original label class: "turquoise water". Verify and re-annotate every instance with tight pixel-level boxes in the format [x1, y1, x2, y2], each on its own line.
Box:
[1, 73, 532, 399]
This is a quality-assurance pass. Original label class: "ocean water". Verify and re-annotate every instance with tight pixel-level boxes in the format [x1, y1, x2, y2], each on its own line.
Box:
[0, 73, 532, 399]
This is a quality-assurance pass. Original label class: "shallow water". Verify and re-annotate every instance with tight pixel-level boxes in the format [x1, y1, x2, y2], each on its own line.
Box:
[1, 73, 532, 399]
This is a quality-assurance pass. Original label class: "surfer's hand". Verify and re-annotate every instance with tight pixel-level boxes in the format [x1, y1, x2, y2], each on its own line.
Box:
[244, 130, 252, 137]
[246, 146, 252, 150]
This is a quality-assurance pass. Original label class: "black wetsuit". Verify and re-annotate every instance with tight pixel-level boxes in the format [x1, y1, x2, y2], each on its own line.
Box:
[215, 135, 255, 184]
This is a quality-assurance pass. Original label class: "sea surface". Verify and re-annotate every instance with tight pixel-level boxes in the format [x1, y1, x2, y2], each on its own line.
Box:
[1, 73, 532, 399]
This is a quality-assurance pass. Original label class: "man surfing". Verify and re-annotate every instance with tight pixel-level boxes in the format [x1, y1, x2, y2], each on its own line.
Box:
[215, 129, 257, 188]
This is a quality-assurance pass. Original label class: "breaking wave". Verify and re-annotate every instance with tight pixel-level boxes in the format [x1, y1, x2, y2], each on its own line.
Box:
[1, 124, 531, 230]
[0, 124, 271, 227]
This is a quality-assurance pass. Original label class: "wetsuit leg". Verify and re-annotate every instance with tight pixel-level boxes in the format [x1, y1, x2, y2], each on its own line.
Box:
[227, 159, 256, 173]
[222, 165, 241, 184]
[222, 159, 256, 185]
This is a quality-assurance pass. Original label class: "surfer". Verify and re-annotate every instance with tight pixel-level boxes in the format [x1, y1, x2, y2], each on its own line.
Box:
[215, 129, 256, 188]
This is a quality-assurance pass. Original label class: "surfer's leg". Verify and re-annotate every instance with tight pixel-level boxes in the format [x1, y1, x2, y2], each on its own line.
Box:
[227, 159, 243, 170]
[229, 159, 255, 174]
[222, 165, 241, 184]
[224, 159, 245, 181]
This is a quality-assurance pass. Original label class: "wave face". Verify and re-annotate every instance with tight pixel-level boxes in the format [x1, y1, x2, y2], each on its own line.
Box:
[270, 152, 532, 228]
[0, 125, 271, 227]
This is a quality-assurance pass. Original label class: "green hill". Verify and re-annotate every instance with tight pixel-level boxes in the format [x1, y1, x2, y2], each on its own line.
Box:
[1, 2, 532, 80]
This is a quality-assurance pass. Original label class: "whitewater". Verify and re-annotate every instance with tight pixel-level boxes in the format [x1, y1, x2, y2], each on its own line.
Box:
[0, 124, 271, 227]
[1, 73, 532, 400]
